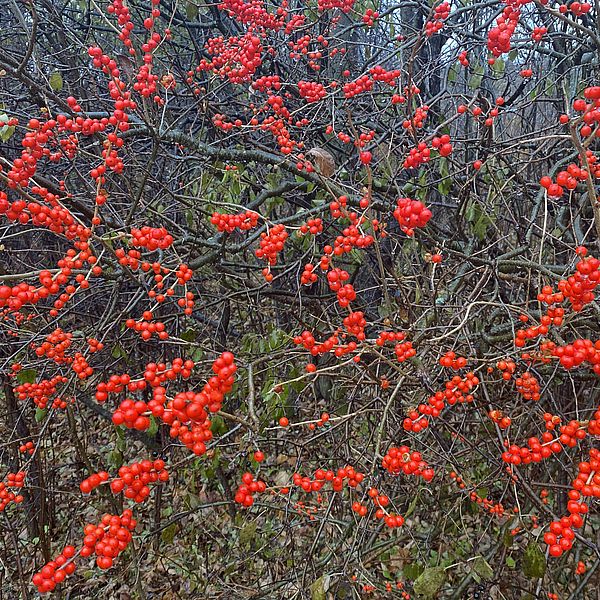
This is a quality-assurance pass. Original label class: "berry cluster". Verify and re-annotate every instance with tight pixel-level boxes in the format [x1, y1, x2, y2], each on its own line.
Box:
[130, 226, 174, 250]
[543, 412, 562, 431]
[80, 471, 110, 494]
[361, 8, 379, 26]
[355, 487, 405, 528]
[326, 267, 354, 306]
[369, 66, 400, 85]
[211, 210, 259, 233]
[33, 328, 72, 363]
[402, 105, 429, 131]
[294, 330, 340, 356]
[14, 375, 68, 409]
[251, 75, 281, 92]
[501, 419, 587, 465]
[515, 371, 540, 401]
[333, 223, 374, 255]
[547, 338, 600, 373]
[162, 352, 237, 455]
[81, 510, 136, 569]
[393, 198, 432, 235]
[298, 217, 323, 235]
[544, 502, 584, 558]
[488, 409, 511, 429]
[343, 75, 374, 99]
[293, 464, 364, 493]
[87, 337, 104, 352]
[19, 441, 35, 454]
[432, 134, 453, 157]
[425, 2, 450, 36]
[487, 0, 524, 57]
[402, 142, 431, 168]
[0, 471, 25, 511]
[439, 351, 467, 370]
[403, 372, 479, 432]
[382, 446, 434, 481]
[308, 411, 330, 430]
[343, 311, 366, 339]
[298, 81, 327, 103]
[558, 254, 600, 311]
[300, 263, 318, 285]
[572, 448, 599, 498]
[125, 311, 169, 341]
[235, 472, 266, 506]
[540, 162, 588, 197]
[329, 194, 348, 218]
[375, 330, 406, 346]
[198, 33, 262, 84]
[564, 1, 591, 15]
[256, 223, 288, 281]
[32, 546, 77, 592]
[469, 490, 507, 517]
[317, 0, 354, 12]
[395, 341, 416, 363]
[110, 459, 169, 502]
[112, 398, 151, 430]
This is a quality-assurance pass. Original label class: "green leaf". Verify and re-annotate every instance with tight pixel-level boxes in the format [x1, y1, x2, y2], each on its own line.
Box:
[413, 566, 446, 598]
[268, 327, 286, 350]
[404, 491, 420, 519]
[468, 64, 484, 90]
[476, 487, 488, 499]
[17, 369, 37, 384]
[473, 213, 492, 240]
[147, 416, 158, 436]
[49, 71, 63, 92]
[438, 157, 452, 195]
[111, 343, 127, 359]
[491, 58, 505, 74]
[464, 200, 477, 223]
[447, 66, 457, 83]
[472, 556, 494, 581]
[161, 523, 178, 544]
[0, 114, 15, 141]
[239, 521, 257, 547]
[35, 408, 47, 423]
[506, 556, 516, 569]
[186, 209, 195, 229]
[108, 449, 123, 470]
[310, 575, 329, 600]
[522, 542, 546, 579]
[186, 1, 198, 19]
[210, 414, 227, 435]
[180, 328, 197, 342]
[190, 347, 204, 362]
[403, 562, 424, 581]
[508, 49, 518, 61]
[115, 426, 127, 453]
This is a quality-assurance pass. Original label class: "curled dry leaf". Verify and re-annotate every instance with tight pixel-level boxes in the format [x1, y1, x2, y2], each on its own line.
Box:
[306, 147, 336, 177]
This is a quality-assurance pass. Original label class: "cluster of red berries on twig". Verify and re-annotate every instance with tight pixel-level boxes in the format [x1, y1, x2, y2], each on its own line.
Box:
[382, 446, 435, 481]
[0, 471, 26, 511]
[130, 226, 173, 250]
[393, 198, 432, 236]
[544, 448, 598, 557]
[425, 2, 450, 36]
[256, 223, 288, 281]
[211, 210, 259, 233]
[234, 472, 266, 506]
